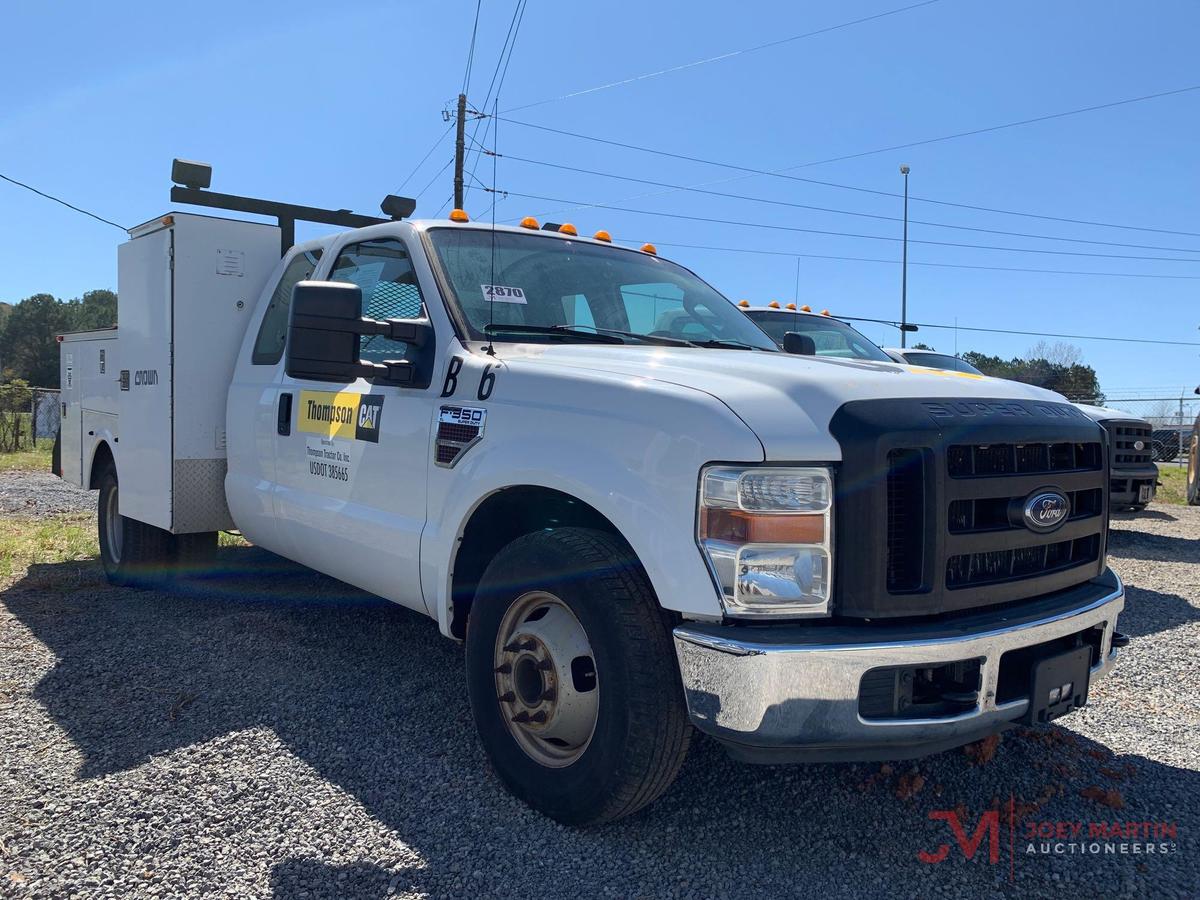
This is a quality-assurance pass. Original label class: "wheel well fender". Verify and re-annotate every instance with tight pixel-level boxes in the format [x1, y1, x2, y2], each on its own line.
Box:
[88, 441, 114, 489]
[448, 486, 634, 639]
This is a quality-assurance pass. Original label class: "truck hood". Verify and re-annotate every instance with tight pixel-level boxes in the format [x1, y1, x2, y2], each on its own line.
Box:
[503, 345, 1066, 460]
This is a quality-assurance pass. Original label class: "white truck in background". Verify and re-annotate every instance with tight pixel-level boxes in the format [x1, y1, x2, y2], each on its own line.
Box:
[57, 161, 1128, 825]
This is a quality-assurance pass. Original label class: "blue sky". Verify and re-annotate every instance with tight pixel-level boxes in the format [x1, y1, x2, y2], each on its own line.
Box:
[2, 0, 1198, 400]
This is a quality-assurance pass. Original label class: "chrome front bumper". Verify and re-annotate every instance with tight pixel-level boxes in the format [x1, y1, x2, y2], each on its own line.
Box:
[673, 574, 1125, 763]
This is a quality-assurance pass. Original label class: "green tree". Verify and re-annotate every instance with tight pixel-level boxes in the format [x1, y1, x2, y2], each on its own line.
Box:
[910, 342, 936, 350]
[962, 344, 1103, 403]
[0, 294, 71, 387]
[65, 289, 117, 331]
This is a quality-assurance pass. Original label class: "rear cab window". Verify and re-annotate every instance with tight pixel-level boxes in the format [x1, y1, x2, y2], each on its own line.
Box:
[327, 239, 426, 363]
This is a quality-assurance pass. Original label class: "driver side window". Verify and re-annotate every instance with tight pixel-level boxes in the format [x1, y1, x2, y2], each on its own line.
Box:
[328, 239, 425, 364]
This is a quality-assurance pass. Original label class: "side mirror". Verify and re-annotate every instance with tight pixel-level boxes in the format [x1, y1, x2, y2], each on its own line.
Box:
[783, 332, 816, 355]
[1194, 385, 1199, 395]
[285, 281, 434, 387]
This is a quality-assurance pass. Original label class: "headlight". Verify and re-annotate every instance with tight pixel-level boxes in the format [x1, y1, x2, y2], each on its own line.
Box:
[698, 465, 833, 618]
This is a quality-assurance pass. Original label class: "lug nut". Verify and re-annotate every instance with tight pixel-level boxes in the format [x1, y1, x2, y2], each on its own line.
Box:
[529, 710, 548, 724]
[498, 691, 516, 703]
[511, 711, 531, 724]
[540, 688, 557, 702]
[536, 658, 553, 671]
[494, 663, 512, 674]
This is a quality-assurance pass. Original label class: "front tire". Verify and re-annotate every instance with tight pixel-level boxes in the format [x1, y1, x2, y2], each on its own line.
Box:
[465, 527, 692, 825]
[97, 464, 175, 586]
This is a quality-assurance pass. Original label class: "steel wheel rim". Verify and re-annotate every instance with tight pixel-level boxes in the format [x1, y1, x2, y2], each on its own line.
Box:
[493, 591, 599, 768]
[105, 485, 123, 564]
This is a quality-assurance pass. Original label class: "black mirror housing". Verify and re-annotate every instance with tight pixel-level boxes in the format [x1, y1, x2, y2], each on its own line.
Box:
[286, 280, 434, 388]
[783, 332, 816, 355]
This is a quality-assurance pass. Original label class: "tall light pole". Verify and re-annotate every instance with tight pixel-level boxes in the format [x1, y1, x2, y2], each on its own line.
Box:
[900, 164, 910, 347]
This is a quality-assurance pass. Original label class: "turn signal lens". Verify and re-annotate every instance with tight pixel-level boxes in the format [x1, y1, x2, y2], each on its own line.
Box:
[449, 208, 470, 222]
[593, 230, 612, 242]
[520, 216, 539, 230]
[698, 466, 834, 618]
[559, 222, 578, 236]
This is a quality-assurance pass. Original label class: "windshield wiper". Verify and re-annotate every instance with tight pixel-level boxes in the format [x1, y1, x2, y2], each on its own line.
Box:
[688, 338, 775, 351]
[570, 326, 697, 347]
[483, 323, 625, 344]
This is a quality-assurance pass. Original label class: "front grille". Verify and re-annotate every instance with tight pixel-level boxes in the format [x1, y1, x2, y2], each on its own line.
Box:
[831, 398, 1109, 618]
[947, 441, 1102, 477]
[886, 449, 926, 592]
[948, 487, 1103, 534]
[946, 534, 1101, 588]
[1104, 420, 1152, 466]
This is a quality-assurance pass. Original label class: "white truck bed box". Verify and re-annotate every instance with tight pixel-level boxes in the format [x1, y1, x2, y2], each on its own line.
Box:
[59, 328, 119, 485]
[112, 212, 280, 532]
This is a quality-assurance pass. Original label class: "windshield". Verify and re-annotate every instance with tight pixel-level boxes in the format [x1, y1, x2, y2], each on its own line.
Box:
[426, 228, 778, 350]
[743, 310, 892, 361]
[903, 352, 983, 374]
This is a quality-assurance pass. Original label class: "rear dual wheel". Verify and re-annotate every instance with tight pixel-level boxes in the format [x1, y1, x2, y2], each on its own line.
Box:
[465, 527, 692, 826]
[97, 464, 217, 585]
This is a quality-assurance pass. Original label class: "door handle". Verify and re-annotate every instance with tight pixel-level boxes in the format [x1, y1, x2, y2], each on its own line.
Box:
[277, 393, 292, 436]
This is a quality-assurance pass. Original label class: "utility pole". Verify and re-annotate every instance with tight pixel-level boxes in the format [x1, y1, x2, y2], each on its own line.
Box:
[900, 164, 910, 348]
[453, 93, 467, 211]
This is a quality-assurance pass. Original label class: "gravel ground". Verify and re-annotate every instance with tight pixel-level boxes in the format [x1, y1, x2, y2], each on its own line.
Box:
[1, 472, 1197, 898]
[0, 472, 96, 517]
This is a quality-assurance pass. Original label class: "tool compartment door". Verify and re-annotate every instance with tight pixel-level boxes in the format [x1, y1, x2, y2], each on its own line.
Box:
[116, 227, 173, 529]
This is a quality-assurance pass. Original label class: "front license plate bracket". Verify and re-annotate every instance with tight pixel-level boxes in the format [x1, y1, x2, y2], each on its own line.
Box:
[1024, 645, 1092, 725]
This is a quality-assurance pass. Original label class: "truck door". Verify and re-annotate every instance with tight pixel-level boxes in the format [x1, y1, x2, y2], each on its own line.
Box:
[271, 237, 433, 613]
[226, 245, 324, 556]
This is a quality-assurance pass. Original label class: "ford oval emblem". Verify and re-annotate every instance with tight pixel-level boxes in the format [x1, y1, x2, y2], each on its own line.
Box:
[1133, 440, 1145, 451]
[1023, 490, 1070, 533]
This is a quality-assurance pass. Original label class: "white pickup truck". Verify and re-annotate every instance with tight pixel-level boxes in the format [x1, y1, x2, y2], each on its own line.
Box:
[57, 173, 1127, 825]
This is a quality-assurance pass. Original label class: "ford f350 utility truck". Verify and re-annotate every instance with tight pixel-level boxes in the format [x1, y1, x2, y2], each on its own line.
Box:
[57, 167, 1127, 825]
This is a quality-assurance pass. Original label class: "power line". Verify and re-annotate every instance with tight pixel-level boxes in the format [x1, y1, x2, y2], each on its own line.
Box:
[0, 172, 126, 231]
[415, 157, 454, 205]
[634, 239, 1200, 280]
[461, 0, 483, 95]
[486, 188, 1200, 263]
[502, 0, 943, 113]
[395, 122, 454, 193]
[495, 152, 1200, 254]
[491, 87, 1200, 238]
[463, 0, 528, 207]
[838, 315, 1200, 347]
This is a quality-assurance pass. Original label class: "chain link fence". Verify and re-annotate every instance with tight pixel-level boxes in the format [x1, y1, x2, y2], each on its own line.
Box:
[0, 385, 60, 453]
[1079, 396, 1199, 462]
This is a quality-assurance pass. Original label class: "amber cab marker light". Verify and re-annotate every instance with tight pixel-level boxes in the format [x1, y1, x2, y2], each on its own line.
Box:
[786, 302, 796, 310]
[593, 229, 612, 242]
[520, 216, 539, 230]
[821, 309, 831, 316]
[559, 222, 578, 236]
[449, 208, 469, 222]
[738, 300, 750, 308]
[640, 243, 657, 255]
[800, 304, 812, 312]
[768, 300, 780, 309]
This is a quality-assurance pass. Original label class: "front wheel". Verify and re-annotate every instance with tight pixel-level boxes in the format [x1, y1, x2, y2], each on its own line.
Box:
[465, 527, 692, 825]
[97, 465, 175, 586]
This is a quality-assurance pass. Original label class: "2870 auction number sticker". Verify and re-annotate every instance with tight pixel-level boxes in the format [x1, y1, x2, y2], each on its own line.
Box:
[481, 284, 526, 304]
